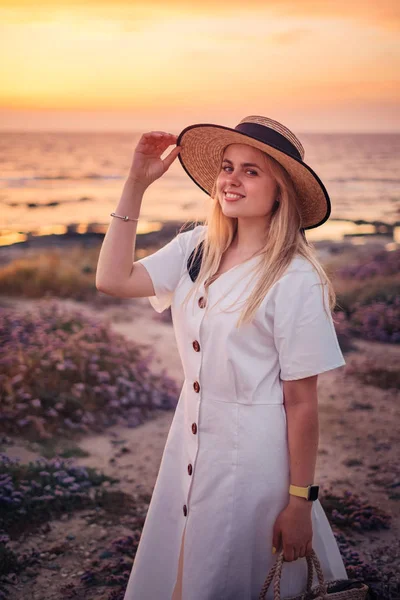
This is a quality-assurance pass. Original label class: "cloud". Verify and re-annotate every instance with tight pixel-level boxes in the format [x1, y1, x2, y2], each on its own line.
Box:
[268, 28, 310, 44]
[0, 0, 399, 31]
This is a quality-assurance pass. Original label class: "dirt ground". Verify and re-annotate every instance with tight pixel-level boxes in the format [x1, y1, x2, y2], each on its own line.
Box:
[2, 296, 399, 599]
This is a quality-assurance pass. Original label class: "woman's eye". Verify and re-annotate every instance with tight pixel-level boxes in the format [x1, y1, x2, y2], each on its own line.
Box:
[222, 166, 257, 175]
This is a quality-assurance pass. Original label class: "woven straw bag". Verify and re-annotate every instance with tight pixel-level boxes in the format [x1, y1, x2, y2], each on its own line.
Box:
[259, 549, 369, 600]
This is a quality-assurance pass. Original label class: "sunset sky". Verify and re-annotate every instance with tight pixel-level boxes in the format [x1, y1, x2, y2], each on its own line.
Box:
[0, 0, 399, 133]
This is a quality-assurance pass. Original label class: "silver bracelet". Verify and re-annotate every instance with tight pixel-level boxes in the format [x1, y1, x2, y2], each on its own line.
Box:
[110, 212, 139, 222]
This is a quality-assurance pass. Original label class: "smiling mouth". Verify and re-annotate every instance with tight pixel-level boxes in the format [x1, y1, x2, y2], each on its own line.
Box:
[224, 192, 245, 201]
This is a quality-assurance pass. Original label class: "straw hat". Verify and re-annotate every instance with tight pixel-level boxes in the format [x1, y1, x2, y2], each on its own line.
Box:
[176, 115, 331, 230]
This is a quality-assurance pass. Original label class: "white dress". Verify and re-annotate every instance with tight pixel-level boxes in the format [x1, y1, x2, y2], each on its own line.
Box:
[123, 224, 348, 600]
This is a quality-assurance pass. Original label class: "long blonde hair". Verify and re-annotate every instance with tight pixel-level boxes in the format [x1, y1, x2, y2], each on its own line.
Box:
[180, 147, 337, 328]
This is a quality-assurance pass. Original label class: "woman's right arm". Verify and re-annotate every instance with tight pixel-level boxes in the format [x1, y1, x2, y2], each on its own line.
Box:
[95, 131, 181, 298]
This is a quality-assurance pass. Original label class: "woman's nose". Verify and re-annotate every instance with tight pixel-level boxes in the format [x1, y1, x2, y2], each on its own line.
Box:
[226, 171, 241, 185]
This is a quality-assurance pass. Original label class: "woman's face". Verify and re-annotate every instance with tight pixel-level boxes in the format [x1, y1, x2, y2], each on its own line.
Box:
[216, 143, 278, 219]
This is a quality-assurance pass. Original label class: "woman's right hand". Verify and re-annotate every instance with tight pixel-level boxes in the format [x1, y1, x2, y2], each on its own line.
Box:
[128, 131, 181, 189]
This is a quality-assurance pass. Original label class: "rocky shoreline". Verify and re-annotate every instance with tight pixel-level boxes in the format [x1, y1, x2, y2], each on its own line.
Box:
[0, 217, 398, 269]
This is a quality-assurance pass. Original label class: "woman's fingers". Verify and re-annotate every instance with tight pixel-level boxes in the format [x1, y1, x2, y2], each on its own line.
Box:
[139, 132, 179, 155]
[283, 540, 313, 561]
[283, 546, 294, 562]
[143, 131, 178, 140]
[162, 145, 182, 171]
[128, 130, 180, 185]
[283, 544, 312, 563]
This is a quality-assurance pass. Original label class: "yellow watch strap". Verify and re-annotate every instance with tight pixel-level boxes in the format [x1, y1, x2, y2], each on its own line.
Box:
[289, 484, 309, 499]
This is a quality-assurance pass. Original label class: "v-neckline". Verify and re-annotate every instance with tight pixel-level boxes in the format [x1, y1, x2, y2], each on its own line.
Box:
[206, 254, 261, 290]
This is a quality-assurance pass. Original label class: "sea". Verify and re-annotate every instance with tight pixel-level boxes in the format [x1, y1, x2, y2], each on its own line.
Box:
[0, 131, 399, 247]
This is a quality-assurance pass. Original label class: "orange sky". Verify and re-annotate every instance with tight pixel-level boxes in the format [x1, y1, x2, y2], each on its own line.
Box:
[0, 0, 399, 132]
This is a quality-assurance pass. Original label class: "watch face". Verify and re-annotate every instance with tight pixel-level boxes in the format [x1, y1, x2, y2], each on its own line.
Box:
[309, 485, 319, 501]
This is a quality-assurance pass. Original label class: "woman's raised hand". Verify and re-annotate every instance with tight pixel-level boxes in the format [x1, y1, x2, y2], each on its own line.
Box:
[128, 131, 181, 189]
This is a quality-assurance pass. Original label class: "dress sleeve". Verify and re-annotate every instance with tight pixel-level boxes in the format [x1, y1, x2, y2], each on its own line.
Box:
[268, 268, 346, 381]
[136, 225, 202, 313]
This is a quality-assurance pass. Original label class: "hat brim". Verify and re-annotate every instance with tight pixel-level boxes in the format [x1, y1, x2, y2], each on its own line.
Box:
[176, 123, 331, 230]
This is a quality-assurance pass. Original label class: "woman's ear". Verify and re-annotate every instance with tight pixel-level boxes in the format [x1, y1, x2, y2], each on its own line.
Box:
[272, 198, 280, 212]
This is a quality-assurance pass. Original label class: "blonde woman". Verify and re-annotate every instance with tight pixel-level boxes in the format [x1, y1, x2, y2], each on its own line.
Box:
[96, 116, 348, 600]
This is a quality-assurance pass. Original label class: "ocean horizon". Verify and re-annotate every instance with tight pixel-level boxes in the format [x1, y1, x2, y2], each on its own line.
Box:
[1, 131, 399, 247]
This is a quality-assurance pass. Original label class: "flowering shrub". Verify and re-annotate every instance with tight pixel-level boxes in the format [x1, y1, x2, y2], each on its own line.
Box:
[335, 276, 400, 316]
[0, 452, 114, 592]
[331, 311, 355, 353]
[0, 536, 40, 598]
[0, 453, 111, 537]
[336, 248, 400, 280]
[334, 304, 399, 345]
[347, 298, 400, 344]
[0, 300, 179, 440]
[331, 247, 400, 344]
[320, 487, 391, 531]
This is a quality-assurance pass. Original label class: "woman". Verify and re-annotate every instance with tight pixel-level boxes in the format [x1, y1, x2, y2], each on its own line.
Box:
[96, 115, 348, 600]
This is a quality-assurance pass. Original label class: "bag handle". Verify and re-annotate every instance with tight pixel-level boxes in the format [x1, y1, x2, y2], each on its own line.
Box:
[259, 549, 328, 600]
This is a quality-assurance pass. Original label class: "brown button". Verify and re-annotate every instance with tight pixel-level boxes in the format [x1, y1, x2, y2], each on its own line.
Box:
[188, 463, 193, 475]
[192, 423, 197, 434]
[192, 340, 200, 352]
[183, 504, 188, 516]
[198, 296, 206, 308]
[193, 381, 200, 393]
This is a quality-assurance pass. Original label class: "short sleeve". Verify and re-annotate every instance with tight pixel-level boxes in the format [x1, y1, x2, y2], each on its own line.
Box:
[136, 225, 204, 313]
[269, 268, 346, 381]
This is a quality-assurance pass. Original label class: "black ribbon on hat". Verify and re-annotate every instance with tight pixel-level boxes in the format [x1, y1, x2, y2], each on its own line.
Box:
[235, 122, 302, 161]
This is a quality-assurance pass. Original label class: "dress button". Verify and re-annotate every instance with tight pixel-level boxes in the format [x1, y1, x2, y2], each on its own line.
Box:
[192, 423, 197, 434]
[188, 463, 193, 476]
[198, 296, 206, 308]
[183, 504, 188, 517]
[193, 381, 200, 393]
[192, 340, 200, 352]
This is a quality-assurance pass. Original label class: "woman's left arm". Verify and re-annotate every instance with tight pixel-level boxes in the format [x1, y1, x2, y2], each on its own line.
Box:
[284, 375, 319, 497]
[272, 375, 319, 562]
[268, 269, 346, 561]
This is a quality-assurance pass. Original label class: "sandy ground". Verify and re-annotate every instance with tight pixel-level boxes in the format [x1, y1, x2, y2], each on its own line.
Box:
[2, 295, 400, 599]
